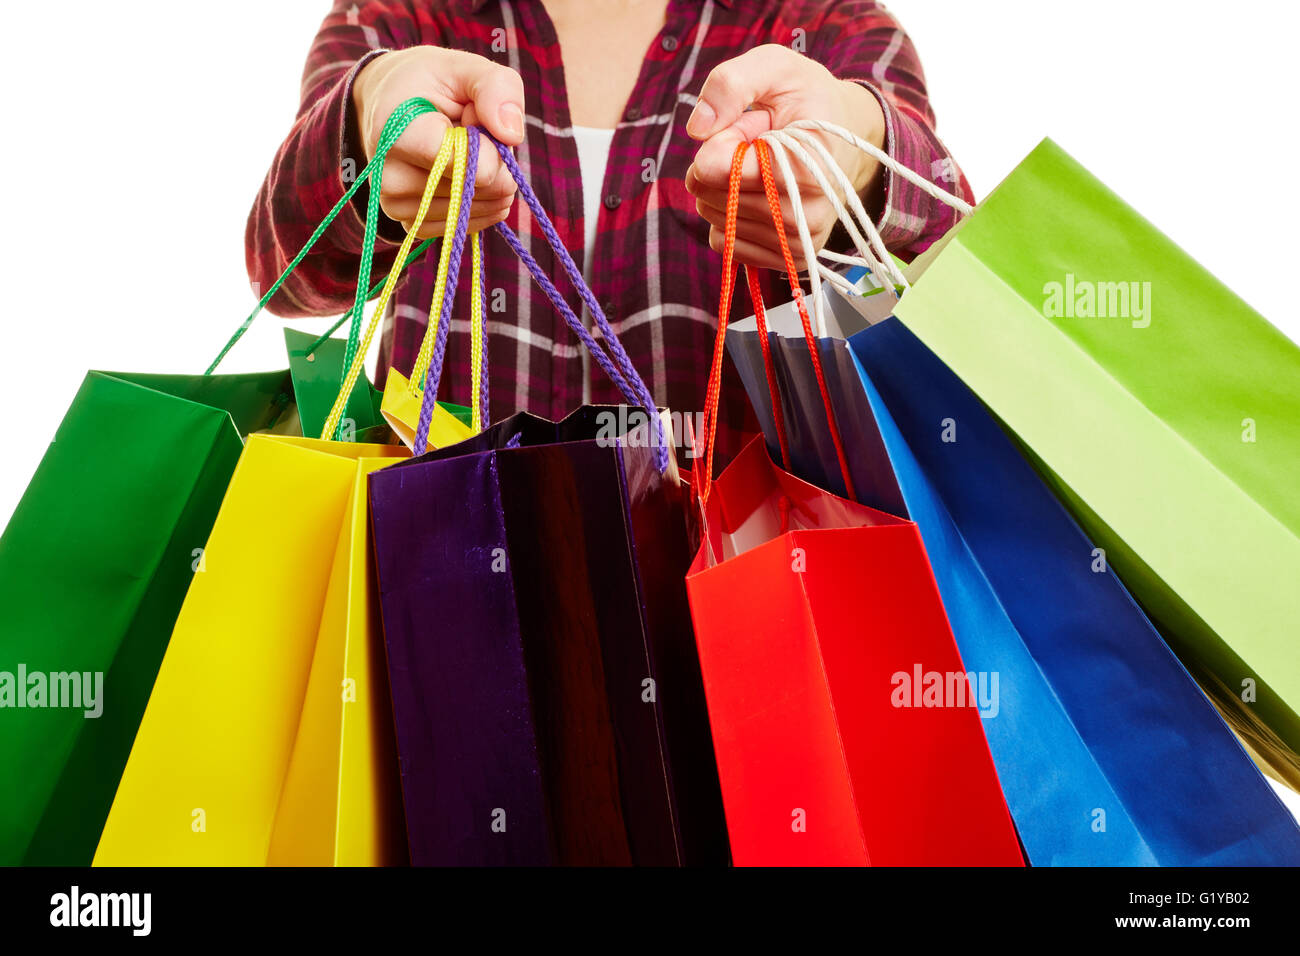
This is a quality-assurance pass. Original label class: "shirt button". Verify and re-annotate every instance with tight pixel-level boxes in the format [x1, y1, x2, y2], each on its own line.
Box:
[604, 193, 622, 210]
[602, 300, 616, 318]
[661, 35, 679, 52]
[626, 105, 642, 121]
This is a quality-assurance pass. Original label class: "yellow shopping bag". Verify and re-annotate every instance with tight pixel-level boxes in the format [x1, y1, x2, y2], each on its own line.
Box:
[379, 367, 474, 450]
[92, 435, 408, 866]
[267, 452, 408, 866]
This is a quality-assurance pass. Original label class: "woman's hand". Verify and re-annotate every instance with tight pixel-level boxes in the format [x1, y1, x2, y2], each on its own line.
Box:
[352, 46, 526, 237]
[685, 44, 887, 270]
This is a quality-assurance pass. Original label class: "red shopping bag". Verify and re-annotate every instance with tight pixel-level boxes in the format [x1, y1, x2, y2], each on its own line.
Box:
[684, 140, 1022, 866]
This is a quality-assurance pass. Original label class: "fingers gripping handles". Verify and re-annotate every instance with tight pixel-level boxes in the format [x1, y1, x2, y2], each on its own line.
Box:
[408, 127, 668, 467]
[211, 95, 666, 471]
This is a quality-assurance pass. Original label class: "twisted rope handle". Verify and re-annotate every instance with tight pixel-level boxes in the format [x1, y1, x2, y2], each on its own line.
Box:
[412, 126, 481, 454]
[408, 127, 473, 394]
[206, 97, 438, 374]
[470, 231, 489, 431]
[745, 263, 791, 473]
[484, 130, 669, 472]
[694, 141, 800, 499]
[759, 117, 977, 303]
[698, 143, 753, 503]
[785, 119, 974, 215]
[698, 139, 855, 503]
[321, 127, 462, 439]
[756, 139, 857, 500]
[761, 128, 904, 298]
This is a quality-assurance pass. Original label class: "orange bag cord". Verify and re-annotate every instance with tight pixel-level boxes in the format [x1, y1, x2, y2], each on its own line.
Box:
[698, 138, 857, 505]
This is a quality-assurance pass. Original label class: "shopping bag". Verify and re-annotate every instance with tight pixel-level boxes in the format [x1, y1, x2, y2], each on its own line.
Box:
[881, 138, 1300, 787]
[371, 408, 727, 866]
[0, 369, 295, 865]
[852, 319, 1300, 864]
[92, 435, 407, 865]
[368, 126, 728, 866]
[685, 140, 1022, 866]
[267, 453, 409, 866]
[724, 125, 1300, 863]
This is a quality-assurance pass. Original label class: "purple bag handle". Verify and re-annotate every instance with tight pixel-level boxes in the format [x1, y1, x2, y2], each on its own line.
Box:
[413, 126, 669, 471]
[412, 126, 481, 454]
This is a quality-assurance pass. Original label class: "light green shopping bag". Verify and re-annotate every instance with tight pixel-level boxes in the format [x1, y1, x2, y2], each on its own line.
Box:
[893, 139, 1300, 789]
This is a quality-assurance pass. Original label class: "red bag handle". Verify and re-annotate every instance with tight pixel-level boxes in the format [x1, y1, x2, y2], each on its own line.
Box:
[698, 139, 857, 505]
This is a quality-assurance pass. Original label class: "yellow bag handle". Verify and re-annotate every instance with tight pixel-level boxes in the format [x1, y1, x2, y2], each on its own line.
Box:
[321, 126, 466, 440]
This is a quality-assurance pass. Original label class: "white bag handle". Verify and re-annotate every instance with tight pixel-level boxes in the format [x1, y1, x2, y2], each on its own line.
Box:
[761, 128, 904, 296]
[760, 128, 906, 336]
[758, 120, 975, 327]
[757, 133, 838, 338]
[785, 119, 974, 216]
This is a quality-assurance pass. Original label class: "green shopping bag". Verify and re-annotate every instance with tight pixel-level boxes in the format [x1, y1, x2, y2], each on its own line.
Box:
[0, 369, 296, 865]
[892, 138, 1300, 788]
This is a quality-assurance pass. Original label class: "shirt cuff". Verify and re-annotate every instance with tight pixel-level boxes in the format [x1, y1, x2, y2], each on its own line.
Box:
[336, 48, 407, 249]
[845, 78, 969, 259]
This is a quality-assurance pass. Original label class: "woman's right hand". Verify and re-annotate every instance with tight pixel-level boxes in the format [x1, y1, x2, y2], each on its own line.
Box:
[352, 46, 525, 237]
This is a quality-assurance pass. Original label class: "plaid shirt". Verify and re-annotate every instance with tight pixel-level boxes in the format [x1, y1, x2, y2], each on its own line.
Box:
[246, 0, 972, 462]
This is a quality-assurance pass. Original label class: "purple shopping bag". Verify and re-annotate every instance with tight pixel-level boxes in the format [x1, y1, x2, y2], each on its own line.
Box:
[370, 409, 726, 866]
[367, 126, 727, 866]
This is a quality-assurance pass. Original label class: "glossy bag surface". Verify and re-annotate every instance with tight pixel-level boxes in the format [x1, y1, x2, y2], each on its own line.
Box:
[368, 408, 728, 866]
[686, 436, 1023, 866]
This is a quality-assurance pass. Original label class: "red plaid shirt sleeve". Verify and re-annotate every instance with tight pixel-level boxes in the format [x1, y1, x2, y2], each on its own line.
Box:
[244, 1, 423, 317]
[803, 0, 975, 256]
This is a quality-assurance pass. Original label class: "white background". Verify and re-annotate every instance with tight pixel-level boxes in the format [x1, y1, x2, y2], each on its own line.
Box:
[1, 1, 1297, 817]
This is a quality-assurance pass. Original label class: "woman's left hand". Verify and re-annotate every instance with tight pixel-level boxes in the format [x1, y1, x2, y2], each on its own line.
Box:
[685, 44, 886, 270]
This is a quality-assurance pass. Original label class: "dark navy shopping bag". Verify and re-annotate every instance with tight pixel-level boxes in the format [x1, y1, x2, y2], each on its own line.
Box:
[727, 293, 1300, 865]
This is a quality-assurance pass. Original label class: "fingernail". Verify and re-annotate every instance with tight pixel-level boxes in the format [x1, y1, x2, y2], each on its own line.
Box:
[687, 101, 716, 138]
[499, 103, 524, 140]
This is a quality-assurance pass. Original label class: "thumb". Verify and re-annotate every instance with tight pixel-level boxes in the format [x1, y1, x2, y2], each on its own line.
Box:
[436, 49, 526, 145]
[687, 45, 799, 141]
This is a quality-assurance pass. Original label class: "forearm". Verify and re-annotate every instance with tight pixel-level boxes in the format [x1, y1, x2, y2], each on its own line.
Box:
[845, 78, 973, 260]
[246, 0, 423, 317]
[817, 0, 973, 260]
[246, 49, 399, 317]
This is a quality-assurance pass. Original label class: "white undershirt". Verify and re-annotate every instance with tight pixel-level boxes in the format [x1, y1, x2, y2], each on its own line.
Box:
[572, 125, 617, 278]
[571, 125, 616, 403]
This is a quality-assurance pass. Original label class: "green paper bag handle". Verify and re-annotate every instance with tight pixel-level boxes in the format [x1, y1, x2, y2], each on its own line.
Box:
[205, 97, 440, 375]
